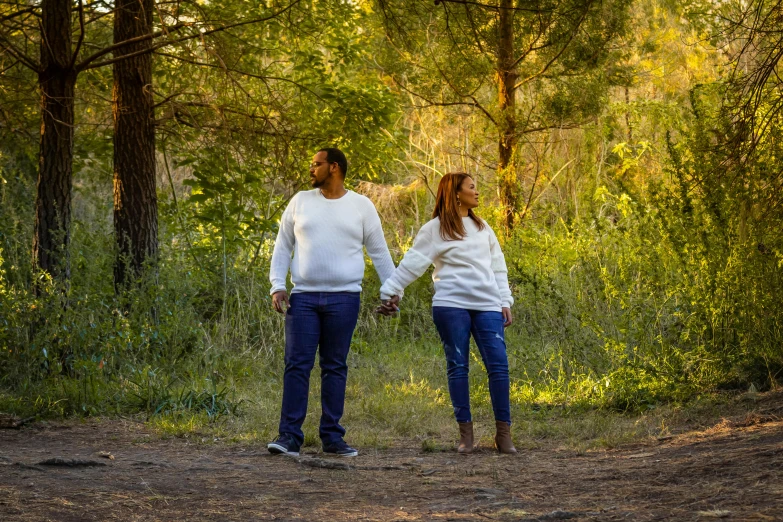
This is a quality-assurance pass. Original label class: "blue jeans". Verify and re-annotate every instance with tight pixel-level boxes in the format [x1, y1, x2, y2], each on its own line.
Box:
[279, 292, 361, 447]
[432, 307, 511, 424]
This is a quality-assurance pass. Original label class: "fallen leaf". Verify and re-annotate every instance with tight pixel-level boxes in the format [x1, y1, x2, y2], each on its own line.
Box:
[626, 452, 655, 459]
[697, 510, 731, 518]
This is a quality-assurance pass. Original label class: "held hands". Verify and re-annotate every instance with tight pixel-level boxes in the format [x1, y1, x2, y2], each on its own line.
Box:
[375, 295, 400, 316]
[502, 307, 513, 327]
[272, 290, 289, 313]
[375, 298, 508, 324]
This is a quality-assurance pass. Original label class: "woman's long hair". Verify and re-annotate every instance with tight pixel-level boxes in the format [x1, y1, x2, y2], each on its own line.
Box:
[432, 173, 485, 241]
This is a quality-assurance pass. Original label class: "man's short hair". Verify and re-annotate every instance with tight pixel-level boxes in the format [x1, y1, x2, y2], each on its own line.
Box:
[318, 147, 348, 178]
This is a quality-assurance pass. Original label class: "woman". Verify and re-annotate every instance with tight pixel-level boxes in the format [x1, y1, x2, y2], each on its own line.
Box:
[378, 173, 516, 454]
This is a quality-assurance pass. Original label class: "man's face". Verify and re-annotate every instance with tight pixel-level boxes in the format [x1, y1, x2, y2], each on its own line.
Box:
[309, 151, 333, 188]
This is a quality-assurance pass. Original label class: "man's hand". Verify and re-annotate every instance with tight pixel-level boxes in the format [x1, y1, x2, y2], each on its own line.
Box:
[375, 295, 400, 316]
[272, 290, 290, 313]
[502, 307, 513, 327]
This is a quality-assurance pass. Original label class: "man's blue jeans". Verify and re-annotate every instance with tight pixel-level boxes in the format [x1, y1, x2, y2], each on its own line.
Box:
[432, 307, 511, 424]
[279, 292, 361, 447]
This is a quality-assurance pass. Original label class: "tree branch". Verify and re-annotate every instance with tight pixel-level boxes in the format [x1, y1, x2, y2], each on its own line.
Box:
[387, 72, 497, 125]
[517, 120, 585, 136]
[77, 0, 301, 71]
[153, 50, 325, 102]
[0, 35, 39, 72]
[508, 17, 552, 70]
[0, 6, 36, 23]
[75, 23, 188, 71]
[0, 58, 19, 74]
[69, 0, 86, 70]
[512, 1, 594, 90]
[435, 0, 553, 13]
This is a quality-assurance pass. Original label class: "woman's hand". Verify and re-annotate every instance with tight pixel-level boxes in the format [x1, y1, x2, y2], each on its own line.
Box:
[502, 307, 513, 327]
[376, 295, 400, 316]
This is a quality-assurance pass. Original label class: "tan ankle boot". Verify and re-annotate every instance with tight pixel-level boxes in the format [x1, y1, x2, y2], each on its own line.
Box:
[494, 421, 517, 454]
[457, 422, 474, 454]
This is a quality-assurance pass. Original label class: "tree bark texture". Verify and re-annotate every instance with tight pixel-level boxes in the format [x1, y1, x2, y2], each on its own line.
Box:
[33, 0, 75, 282]
[497, 0, 517, 230]
[113, 0, 158, 288]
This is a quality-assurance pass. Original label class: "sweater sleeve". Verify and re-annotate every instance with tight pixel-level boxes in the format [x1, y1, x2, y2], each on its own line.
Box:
[488, 225, 514, 308]
[361, 198, 397, 286]
[380, 223, 437, 300]
[268, 195, 296, 294]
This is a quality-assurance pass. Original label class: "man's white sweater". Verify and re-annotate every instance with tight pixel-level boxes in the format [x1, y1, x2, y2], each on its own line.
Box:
[269, 189, 396, 294]
[380, 217, 514, 311]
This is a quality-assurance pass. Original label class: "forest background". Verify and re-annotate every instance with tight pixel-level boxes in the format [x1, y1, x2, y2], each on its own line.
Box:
[1, 0, 781, 448]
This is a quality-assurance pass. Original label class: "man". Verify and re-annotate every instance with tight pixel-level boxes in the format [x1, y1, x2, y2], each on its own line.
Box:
[267, 147, 396, 457]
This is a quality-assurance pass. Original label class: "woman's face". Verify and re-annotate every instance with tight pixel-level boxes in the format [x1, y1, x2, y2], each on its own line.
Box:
[457, 176, 479, 209]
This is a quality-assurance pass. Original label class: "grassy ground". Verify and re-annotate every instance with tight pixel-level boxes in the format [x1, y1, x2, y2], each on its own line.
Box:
[139, 334, 766, 454]
[1, 276, 773, 454]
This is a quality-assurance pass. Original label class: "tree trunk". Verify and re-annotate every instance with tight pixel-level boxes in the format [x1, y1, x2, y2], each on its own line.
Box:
[625, 86, 632, 141]
[497, 0, 517, 230]
[33, 0, 75, 284]
[113, 0, 158, 289]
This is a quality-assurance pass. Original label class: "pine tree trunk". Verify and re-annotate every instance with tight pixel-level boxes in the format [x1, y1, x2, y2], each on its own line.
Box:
[113, 0, 158, 289]
[497, 0, 517, 231]
[33, 0, 75, 283]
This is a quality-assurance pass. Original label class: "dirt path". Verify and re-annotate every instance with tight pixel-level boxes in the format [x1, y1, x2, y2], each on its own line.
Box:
[1, 408, 782, 521]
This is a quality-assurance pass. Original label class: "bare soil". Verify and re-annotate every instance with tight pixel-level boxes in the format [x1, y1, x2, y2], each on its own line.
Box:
[1, 396, 782, 521]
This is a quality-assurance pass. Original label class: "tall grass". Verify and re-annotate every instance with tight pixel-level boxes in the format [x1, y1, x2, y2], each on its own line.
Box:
[2, 136, 781, 451]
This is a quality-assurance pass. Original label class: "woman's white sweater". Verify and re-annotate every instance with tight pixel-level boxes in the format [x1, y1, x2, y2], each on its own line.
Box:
[380, 216, 514, 311]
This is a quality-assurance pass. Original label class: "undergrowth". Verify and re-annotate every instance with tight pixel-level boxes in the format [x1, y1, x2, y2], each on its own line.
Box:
[1, 127, 782, 451]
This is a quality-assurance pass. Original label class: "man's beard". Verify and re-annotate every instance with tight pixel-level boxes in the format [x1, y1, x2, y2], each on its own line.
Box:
[311, 173, 329, 188]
